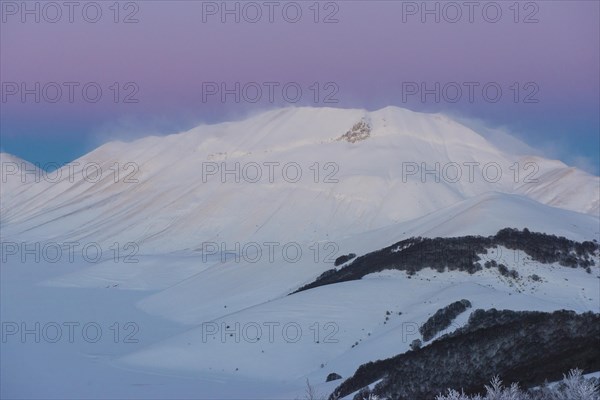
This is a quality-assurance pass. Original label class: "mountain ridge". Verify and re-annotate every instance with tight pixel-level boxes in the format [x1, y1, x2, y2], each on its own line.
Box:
[1, 106, 598, 253]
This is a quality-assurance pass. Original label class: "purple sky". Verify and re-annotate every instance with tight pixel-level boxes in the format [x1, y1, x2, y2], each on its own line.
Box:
[1, 1, 599, 173]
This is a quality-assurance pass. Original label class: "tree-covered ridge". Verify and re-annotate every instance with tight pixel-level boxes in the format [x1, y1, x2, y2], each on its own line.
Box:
[295, 228, 598, 293]
[420, 299, 472, 342]
[329, 310, 600, 400]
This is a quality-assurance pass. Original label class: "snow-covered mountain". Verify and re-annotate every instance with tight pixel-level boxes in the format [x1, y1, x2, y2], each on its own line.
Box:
[1, 106, 599, 399]
[1, 106, 598, 253]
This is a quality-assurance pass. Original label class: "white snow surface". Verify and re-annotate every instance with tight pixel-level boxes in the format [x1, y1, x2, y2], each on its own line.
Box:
[1, 106, 599, 399]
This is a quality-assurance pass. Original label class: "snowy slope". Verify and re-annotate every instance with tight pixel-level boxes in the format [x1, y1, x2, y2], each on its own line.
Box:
[0, 153, 43, 219]
[336, 191, 600, 257]
[119, 262, 599, 384]
[39, 191, 599, 323]
[1, 107, 598, 254]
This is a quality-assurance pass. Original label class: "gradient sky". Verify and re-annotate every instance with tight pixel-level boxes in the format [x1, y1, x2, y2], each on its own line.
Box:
[1, 0, 599, 173]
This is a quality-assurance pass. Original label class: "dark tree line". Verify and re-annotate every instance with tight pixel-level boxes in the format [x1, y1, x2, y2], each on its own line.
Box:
[419, 299, 472, 342]
[293, 228, 598, 294]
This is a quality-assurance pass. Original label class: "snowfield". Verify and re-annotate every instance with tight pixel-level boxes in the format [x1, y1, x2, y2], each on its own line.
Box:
[1, 106, 599, 399]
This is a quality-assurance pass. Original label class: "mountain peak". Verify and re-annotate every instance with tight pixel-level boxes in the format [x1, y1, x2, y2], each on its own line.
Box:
[2, 106, 598, 253]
